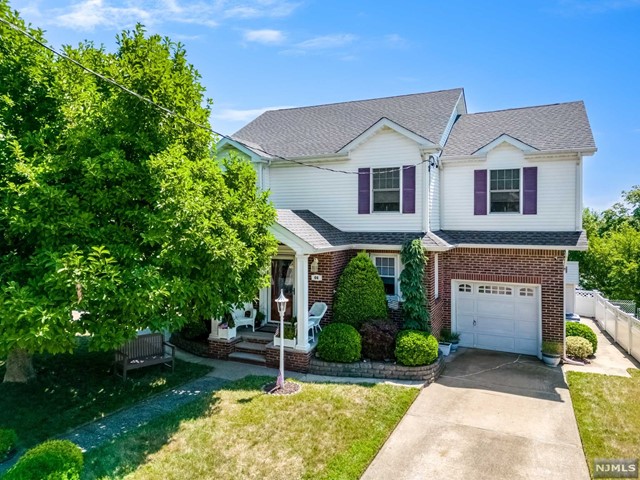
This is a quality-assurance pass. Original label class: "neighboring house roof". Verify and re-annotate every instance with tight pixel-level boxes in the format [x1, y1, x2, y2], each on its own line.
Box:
[433, 230, 588, 249]
[442, 101, 596, 157]
[231, 89, 464, 159]
[275, 210, 586, 251]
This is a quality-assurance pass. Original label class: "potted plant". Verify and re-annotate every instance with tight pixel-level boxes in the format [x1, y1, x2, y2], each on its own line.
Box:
[448, 331, 461, 352]
[255, 311, 266, 329]
[274, 321, 297, 348]
[217, 314, 236, 340]
[541, 341, 563, 367]
[440, 329, 461, 352]
[438, 340, 452, 356]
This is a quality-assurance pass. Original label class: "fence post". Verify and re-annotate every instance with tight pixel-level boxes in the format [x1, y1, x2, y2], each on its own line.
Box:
[628, 311, 633, 355]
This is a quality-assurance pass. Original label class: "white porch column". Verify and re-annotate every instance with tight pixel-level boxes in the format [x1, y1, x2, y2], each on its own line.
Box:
[295, 253, 309, 350]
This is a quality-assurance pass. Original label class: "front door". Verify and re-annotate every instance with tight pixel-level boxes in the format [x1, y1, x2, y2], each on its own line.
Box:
[271, 258, 294, 322]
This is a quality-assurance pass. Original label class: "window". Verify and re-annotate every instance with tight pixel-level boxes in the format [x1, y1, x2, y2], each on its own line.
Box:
[478, 285, 513, 295]
[373, 255, 399, 296]
[490, 169, 520, 213]
[519, 287, 534, 297]
[372, 167, 400, 212]
[458, 283, 472, 293]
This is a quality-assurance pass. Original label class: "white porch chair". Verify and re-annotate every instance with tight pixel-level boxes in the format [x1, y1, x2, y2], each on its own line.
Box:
[232, 303, 257, 332]
[307, 302, 327, 342]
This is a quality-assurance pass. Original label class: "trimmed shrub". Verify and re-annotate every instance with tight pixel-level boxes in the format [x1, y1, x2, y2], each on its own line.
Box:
[360, 320, 398, 361]
[566, 336, 594, 359]
[317, 323, 361, 363]
[0, 428, 17, 461]
[566, 322, 598, 353]
[333, 252, 388, 329]
[395, 330, 439, 366]
[4, 440, 83, 480]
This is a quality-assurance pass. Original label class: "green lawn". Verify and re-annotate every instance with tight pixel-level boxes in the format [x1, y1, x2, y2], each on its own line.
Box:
[567, 369, 640, 475]
[0, 338, 211, 449]
[83, 376, 419, 480]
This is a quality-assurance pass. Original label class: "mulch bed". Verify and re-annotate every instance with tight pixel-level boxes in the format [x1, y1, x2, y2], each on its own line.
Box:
[262, 381, 301, 396]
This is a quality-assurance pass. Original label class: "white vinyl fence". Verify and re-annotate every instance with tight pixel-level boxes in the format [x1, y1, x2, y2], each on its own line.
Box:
[575, 289, 640, 363]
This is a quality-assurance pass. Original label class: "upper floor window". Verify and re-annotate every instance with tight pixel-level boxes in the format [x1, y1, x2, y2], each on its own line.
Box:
[372, 255, 400, 297]
[372, 167, 400, 212]
[490, 169, 520, 213]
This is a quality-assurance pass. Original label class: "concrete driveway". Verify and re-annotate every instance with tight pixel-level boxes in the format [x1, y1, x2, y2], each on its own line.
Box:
[362, 349, 590, 480]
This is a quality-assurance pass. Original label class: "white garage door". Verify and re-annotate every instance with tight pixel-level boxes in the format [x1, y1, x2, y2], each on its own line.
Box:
[453, 281, 540, 356]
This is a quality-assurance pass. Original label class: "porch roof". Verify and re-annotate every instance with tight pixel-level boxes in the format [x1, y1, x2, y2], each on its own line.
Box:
[275, 210, 449, 251]
[275, 210, 587, 252]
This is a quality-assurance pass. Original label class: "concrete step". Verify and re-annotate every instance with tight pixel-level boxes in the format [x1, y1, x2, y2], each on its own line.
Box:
[228, 351, 266, 365]
[241, 331, 274, 344]
[235, 341, 267, 354]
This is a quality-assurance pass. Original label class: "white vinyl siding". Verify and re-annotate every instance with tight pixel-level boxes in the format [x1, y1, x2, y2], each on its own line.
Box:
[441, 143, 579, 231]
[429, 164, 441, 230]
[268, 128, 424, 232]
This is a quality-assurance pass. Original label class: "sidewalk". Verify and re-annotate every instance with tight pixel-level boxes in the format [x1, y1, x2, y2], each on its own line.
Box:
[563, 317, 640, 377]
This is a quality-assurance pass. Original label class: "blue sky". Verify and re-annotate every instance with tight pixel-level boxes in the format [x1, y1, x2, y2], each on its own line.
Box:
[10, 0, 640, 210]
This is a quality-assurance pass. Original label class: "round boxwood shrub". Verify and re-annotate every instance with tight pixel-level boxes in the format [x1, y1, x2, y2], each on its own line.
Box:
[566, 322, 597, 353]
[360, 320, 398, 361]
[395, 330, 439, 366]
[4, 440, 83, 480]
[0, 428, 18, 461]
[333, 252, 388, 329]
[317, 323, 361, 363]
[566, 336, 594, 359]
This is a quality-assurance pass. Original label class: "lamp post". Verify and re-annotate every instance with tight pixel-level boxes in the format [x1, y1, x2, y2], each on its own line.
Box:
[274, 289, 288, 390]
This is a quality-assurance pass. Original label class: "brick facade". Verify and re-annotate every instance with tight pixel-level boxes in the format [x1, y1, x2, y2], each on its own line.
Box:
[428, 248, 566, 342]
[265, 345, 313, 373]
[307, 250, 355, 325]
[208, 337, 241, 359]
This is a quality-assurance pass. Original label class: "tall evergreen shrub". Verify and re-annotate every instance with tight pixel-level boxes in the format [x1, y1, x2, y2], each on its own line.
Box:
[333, 252, 388, 328]
[399, 239, 430, 331]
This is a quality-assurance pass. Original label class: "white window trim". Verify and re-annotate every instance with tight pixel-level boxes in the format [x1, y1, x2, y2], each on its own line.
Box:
[489, 168, 522, 215]
[434, 253, 439, 299]
[371, 166, 403, 214]
[370, 253, 403, 300]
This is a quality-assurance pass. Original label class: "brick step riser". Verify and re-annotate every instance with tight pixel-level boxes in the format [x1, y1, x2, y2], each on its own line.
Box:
[235, 347, 266, 356]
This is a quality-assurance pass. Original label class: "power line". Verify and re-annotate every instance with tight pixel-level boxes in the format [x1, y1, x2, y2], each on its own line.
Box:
[0, 16, 436, 175]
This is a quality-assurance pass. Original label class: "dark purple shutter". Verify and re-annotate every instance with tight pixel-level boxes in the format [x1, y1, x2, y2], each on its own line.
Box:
[523, 166, 538, 215]
[358, 168, 370, 214]
[474, 169, 487, 215]
[402, 166, 416, 214]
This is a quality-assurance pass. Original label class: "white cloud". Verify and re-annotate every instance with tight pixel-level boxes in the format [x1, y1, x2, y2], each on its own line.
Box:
[55, 0, 151, 31]
[222, 0, 299, 19]
[244, 29, 285, 44]
[41, 0, 299, 32]
[384, 33, 407, 47]
[295, 33, 357, 50]
[212, 106, 295, 122]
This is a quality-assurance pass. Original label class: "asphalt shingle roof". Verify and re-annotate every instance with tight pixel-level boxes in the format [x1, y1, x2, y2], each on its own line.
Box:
[276, 210, 586, 250]
[442, 101, 596, 157]
[433, 230, 588, 249]
[232, 89, 463, 158]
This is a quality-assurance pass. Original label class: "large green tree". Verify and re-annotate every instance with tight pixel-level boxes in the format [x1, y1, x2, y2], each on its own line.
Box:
[571, 186, 640, 306]
[0, 3, 277, 382]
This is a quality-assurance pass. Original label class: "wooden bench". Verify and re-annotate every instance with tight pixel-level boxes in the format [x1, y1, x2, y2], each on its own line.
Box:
[114, 333, 175, 381]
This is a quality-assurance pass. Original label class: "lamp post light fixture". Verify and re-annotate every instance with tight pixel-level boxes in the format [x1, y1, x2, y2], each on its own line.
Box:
[274, 289, 288, 390]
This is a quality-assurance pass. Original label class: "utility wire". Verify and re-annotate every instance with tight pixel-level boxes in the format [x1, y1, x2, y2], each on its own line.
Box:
[0, 16, 437, 175]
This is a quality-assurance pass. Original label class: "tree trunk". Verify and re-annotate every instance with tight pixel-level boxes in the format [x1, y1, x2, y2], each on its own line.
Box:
[3, 348, 35, 383]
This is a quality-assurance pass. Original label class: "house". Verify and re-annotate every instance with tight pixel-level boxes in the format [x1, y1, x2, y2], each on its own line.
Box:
[213, 88, 596, 371]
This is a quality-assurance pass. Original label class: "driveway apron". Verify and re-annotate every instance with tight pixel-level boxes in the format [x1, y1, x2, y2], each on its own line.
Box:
[362, 349, 590, 480]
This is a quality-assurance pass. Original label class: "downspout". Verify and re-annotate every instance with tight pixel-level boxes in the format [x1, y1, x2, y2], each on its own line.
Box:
[423, 152, 430, 232]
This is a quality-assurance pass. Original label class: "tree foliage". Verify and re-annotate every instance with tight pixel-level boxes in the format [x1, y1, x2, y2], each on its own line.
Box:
[0, 2, 277, 381]
[570, 186, 640, 306]
[399, 239, 429, 330]
[333, 252, 388, 328]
